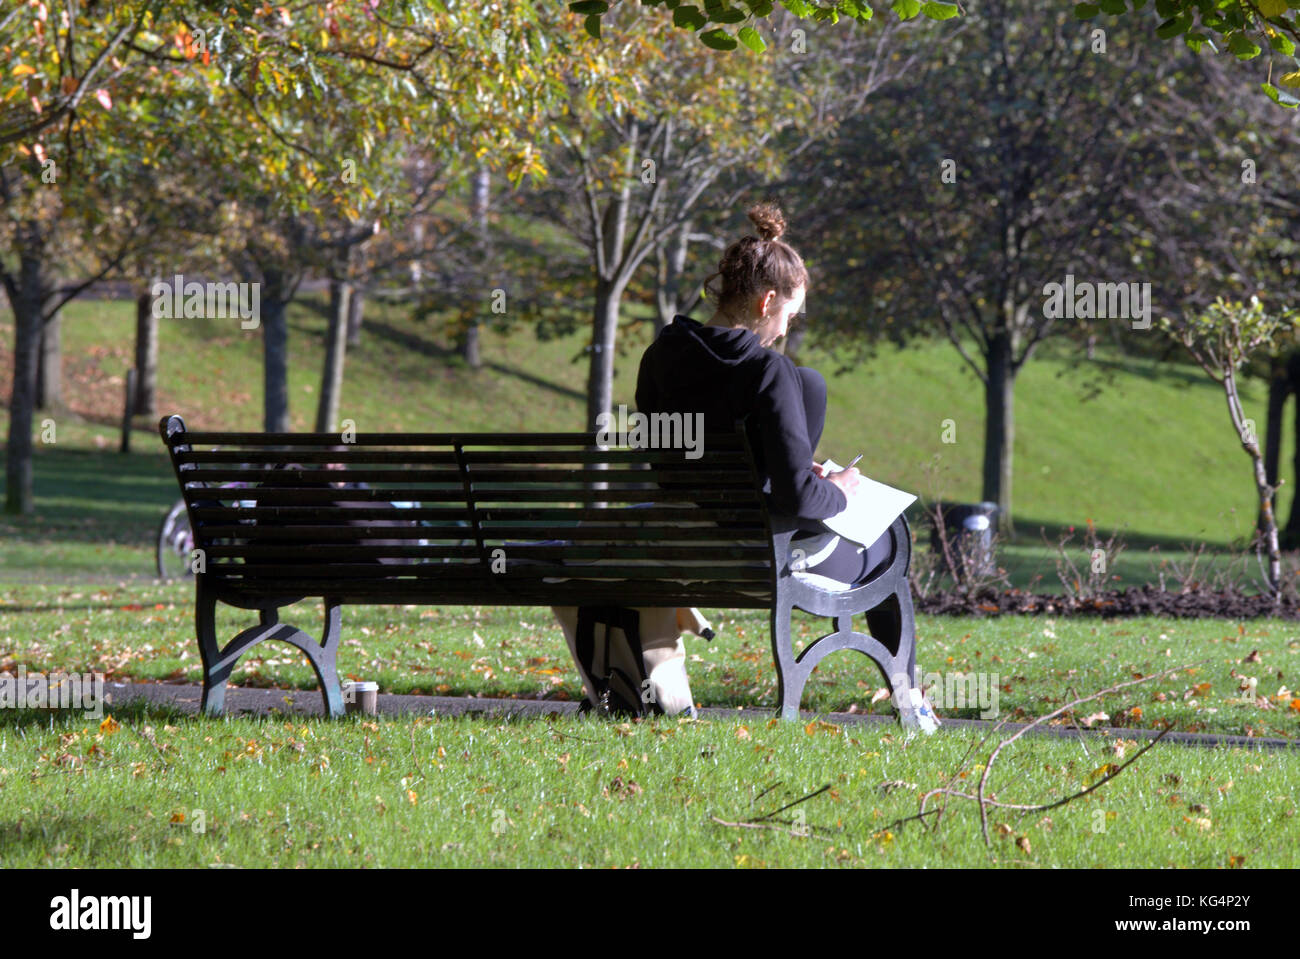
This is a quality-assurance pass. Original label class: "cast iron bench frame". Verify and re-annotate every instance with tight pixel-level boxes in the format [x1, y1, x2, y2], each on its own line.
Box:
[159, 413, 923, 727]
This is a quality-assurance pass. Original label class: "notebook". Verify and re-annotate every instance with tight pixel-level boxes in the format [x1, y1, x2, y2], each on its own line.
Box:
[819, 459, 917, 547]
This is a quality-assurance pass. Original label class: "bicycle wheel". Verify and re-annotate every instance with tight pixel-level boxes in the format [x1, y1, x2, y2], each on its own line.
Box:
[156, 499, 195, 581]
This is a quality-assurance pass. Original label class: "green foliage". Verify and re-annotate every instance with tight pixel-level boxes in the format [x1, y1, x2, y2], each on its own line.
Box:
[1159, 296, 1300, 379]
[580, 0, 958, 51]
[1072, 0, 1300, 103]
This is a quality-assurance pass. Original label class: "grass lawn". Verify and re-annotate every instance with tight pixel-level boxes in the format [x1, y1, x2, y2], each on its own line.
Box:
[1, 700, 1296, 868]
[3, 582, 1299, 739]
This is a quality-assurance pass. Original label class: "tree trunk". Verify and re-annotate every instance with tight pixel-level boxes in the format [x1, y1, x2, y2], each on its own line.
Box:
[587, 279, 622, 433]
[654, 218, 691, 336]
[1285, 349, 1300, 548]
[1226, 367, 1281, 597]
[345, 286, 364, 347]
[1263, 352, 1290, 545]
[261, 268, 291, 433]
[461, 162, 491, 370]
[35, 305, 60, 411]
[316, 279, 350, 432]
[461, 322, 481, 369]
[5, 252, 44, 515]
[133, 282, 159, 417]
[981, 329, 1016, 538]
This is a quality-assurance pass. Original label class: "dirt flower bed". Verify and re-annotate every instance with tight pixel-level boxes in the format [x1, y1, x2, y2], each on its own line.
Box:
[915, 584, 1300, 620]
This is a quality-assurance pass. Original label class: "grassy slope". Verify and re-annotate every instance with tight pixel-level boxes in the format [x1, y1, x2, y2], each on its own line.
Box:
[28, 294, 1293, 528]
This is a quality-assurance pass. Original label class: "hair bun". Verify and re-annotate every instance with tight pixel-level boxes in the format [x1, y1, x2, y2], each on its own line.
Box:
[747, 200, 786, 242]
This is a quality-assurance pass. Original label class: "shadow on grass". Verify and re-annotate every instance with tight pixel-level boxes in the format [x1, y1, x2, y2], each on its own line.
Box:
[904, 505, 1245, 552]
[0, 698, 190, 731]
[1, 446, 174, 530]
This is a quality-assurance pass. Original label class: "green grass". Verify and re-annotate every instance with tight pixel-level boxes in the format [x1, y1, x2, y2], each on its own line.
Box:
[4, 582, 1299, 739]
[0, 701, 1295, 867]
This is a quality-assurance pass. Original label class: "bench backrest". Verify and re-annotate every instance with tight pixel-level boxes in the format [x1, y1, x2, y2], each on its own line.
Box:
[159, 414, 781, 608]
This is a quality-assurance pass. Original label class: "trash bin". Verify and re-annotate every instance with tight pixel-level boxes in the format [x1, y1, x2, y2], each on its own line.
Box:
[928, 501, 999, 579]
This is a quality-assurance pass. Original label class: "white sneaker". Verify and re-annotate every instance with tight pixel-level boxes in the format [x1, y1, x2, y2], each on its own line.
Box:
[909, 687, 941, 734]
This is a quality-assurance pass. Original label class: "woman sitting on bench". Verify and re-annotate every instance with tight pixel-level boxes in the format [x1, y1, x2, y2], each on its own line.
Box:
[635, 199, 893, 588]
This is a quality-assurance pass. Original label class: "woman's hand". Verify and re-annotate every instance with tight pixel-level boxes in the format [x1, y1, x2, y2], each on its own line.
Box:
[825, 466, 861, 498]
[811, 460, 828, 478]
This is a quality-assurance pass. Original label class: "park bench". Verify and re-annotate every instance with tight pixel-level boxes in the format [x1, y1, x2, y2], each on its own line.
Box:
[158, 413, 925, 727]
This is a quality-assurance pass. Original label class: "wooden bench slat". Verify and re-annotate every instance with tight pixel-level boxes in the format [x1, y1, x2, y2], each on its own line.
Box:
[202, 579, 769, 600]
[204, 546, 770, 562]
[204, 562, 771, 580]
[179, 430, 748, 448]
[189, 506, 767, 523]
[176, 449, 750, 465]
[187, 487, 749, 505]
[196, 524, 767, 542]
[181, 467, 756, 485]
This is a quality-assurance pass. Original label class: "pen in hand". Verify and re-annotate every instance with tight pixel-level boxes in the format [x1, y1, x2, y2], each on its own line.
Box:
[845, 453, 863, 470]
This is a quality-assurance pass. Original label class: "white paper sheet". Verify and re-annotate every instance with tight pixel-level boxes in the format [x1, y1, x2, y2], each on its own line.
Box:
[819, 459, 917, 547]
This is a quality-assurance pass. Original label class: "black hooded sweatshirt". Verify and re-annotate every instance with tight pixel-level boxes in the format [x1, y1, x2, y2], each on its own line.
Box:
[634, 314, 847, 525]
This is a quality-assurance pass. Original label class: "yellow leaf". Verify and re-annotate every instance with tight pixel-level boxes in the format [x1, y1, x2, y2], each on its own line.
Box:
[1259, 0, 1287, 17]
[12, 64, 36, 77]
[1280, 71, 1300, 90]
[99, 715, 120, 736]
[1087, 762, 1119, 784]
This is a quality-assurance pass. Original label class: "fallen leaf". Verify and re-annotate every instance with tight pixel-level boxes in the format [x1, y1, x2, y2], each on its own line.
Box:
[1087, 762, 1120, 784]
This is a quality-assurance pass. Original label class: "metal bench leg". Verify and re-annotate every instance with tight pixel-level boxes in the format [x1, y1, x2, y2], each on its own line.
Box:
[771, 592, 806, 722]
[195, 583, 345, 718]
[313, 599, 345, 718]
[195, 580, 225, 717]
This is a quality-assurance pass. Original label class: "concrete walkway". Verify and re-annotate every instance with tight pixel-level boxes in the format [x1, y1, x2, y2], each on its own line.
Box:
[100, 681, 1299, 750]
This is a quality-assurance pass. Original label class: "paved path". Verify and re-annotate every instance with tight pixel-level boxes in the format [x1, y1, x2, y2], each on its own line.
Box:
[100, 681, 1299, 750]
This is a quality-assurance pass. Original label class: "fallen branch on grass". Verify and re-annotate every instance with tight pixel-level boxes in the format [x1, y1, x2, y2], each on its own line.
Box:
[710, 783, 835, 839]
[974, 660, 1202, 845]
[910, 660, 1204, 847]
